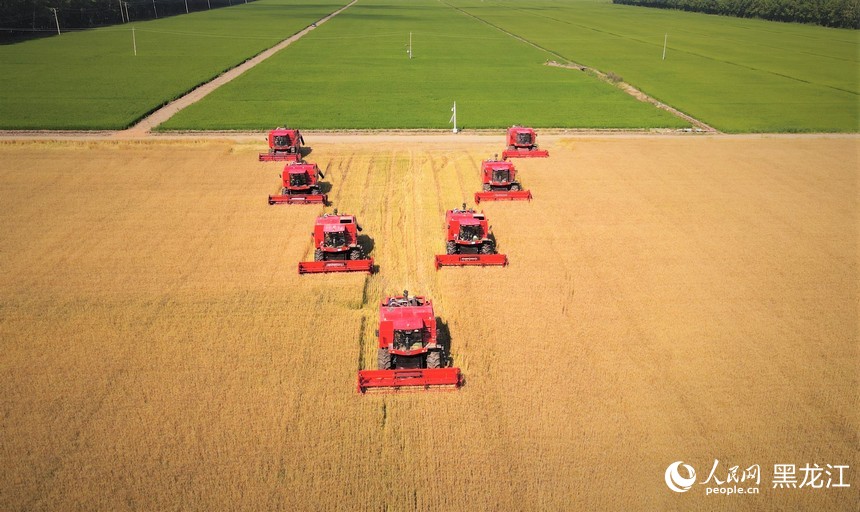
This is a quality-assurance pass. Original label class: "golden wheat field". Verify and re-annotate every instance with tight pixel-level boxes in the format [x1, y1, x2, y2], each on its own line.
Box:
[0, 136, 857, 510]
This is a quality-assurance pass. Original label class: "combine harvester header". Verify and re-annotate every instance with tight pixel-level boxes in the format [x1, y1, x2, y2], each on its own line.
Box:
[298, 211, 373, 274]
[474, 158, 533, 204]
[435, 205, 508, 269]
[502, 126, 549, 160]
[268, 162, 328, 205]
[357, 292, 462, 393]
[259, 127, 305, 162]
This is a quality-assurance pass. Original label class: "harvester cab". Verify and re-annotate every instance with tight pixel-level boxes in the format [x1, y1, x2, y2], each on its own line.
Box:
[502, 125, 549, 159]
[268, 162, 328, 205]
[435, 205, 508, 268]
[357, 291, 462, 393]
[474, 158, 533, 203]
[298, 211, 373, 274]
[259, 127, 305, 162]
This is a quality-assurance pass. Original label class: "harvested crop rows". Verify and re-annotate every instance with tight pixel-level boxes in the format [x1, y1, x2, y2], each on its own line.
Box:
[0, 136, 856, 510]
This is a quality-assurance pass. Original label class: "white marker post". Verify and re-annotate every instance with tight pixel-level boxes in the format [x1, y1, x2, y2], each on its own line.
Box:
[50, 8, 60, 35]
[409, 32, 412, 59]
[450, 102, 458, 133]
[132, 26, 137, 56]
[662, 33, 668, 61]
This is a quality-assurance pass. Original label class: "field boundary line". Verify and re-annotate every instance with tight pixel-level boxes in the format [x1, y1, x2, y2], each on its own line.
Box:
[442, 1, 719, 134]
[115, 0, 358, 137]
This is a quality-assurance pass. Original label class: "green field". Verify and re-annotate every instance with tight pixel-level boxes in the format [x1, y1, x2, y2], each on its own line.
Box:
[0, 0, 348, 129]
[1, 0, 857, 131]
[161, 0, 686, 130]
[448, 0, 860, 132]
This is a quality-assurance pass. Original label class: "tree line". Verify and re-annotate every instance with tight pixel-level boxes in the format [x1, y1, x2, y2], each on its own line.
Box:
[1, 0, 254, 42]
[612, 0, 859, 29]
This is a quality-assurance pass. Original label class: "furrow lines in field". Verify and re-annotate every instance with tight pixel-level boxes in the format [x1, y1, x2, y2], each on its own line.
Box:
[407, 150, 430, 289]
[325, 153, 355, 208]
[426, 153, 448, 220]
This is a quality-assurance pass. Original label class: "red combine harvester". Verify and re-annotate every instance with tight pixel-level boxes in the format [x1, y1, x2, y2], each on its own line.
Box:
[298, 211, 373, 274]
[268, 162, 327, 205]
[435, 205, 508, 269]
[357, 291, 462, 393]
[502, 125, 549, 159]
[259, 127, 305, 162]
[474, 157, 533, 204]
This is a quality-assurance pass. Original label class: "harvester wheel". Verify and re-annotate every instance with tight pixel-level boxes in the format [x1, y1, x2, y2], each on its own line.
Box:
[446, 241, 456, 255]
[314, 249, 324, 261]
[377, 348, 392, 370]
[482, 184, 491, 192]
[511, 183, 520, 191]
[349, 248, 362, 260]
[481, 243, 495, 255]
[426, 350, 441, 369]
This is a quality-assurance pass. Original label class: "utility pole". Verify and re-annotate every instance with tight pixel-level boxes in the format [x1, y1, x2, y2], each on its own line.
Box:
[50, 7, 60, 35]
[132, 26, 137, 56]
[662, 33, 668, 61]
[119, 0, 125, 22]
[124, 2, 130, 22]
[207, 0, 211, 9]
[450, 102, 458, 133]
[184, 0, 189, 14]
[152, 0, 158, 18]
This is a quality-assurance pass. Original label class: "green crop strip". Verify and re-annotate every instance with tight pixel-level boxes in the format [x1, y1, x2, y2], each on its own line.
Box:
[446, 0, 859, 132]
[161, 0, 687, 130]
[0, 0, 350, 130]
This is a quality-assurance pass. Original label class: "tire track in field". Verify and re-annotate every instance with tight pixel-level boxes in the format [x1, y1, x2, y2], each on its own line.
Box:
[427, 153, 449, 219]
[441, 154, 531, 508]
[441, 0, 718, 133]
[115, 0, 358, 136]
[354, 150, 381, 374]
[450, 153, 471, 207]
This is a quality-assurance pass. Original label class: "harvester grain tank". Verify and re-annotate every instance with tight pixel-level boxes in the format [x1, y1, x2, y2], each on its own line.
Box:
[357, 291, 462, 392]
